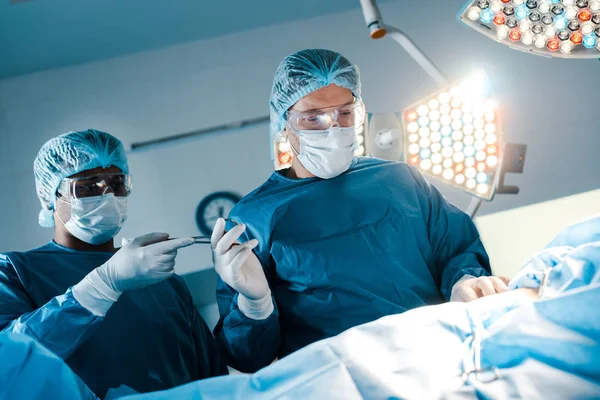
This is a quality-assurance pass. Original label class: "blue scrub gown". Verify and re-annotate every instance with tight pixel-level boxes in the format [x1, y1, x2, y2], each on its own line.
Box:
[0, 332, 98, 400]
[214, 157, 491, 372]
[0, 241, 228, 398]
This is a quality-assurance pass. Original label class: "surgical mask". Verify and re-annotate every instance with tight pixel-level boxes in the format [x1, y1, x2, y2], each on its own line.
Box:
[291, 126, 357, 179]
[57, 193, 128, 245]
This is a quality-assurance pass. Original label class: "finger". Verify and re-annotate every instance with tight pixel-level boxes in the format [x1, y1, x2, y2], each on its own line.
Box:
[223, 241, 253, 261]
[475, 277, 497, 297]
[121, 237, 133, 247]
[214, 249, 251, 281]
[214, 224, 247, 256]
[490, 277, 509, 293]
[458, 287, 479, 302]
[130, 233, 170, 247]
[245, 239, 259, 251]
[229, 248, 252, 273]
[498, 276, 511, 286]
[150, 237, 195, 254]
[151, 254, 177, 269]
[210, 218, 226, 250]
[158, 266, 176, 278]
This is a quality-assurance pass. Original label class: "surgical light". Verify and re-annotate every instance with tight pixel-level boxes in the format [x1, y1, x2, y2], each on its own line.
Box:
[360, 0, 527, 217]
[583, 33, 598, 46]
[459, 0, 600, 58]
[582, 22, 595, 34]
[273, 136, 294, 169]
[402, 70, 502, 200]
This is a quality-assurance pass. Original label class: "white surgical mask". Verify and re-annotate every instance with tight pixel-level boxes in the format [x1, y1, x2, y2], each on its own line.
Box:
[57, 193, 128, 245]
[292, 126, 357, 179]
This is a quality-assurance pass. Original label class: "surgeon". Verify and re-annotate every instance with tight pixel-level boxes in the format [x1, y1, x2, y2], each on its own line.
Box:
[211, 49, 509, 373]
[0, 130, 227, 398]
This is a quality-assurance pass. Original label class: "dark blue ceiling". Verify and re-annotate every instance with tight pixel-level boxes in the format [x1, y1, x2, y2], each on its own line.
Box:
[0, 0, 392, 78]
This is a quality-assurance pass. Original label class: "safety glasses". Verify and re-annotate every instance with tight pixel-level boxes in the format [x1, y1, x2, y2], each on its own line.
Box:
[57, 173, 132, 199]
[285, 100, 366, 132]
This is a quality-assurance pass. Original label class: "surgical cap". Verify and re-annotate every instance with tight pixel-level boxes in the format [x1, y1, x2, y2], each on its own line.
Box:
[34, 129, 129, 227]
[269, 49, 362, 137]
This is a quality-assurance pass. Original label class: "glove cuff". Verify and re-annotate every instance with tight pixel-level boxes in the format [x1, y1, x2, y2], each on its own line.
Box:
[72, 267, 122, 317]
[238, 291, 274, 320]
[449, 274, 476, 302]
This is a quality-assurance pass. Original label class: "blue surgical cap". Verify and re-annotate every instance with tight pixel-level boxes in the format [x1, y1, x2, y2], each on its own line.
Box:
[269, 49, 362, 138]
[34, 129, 129, 227]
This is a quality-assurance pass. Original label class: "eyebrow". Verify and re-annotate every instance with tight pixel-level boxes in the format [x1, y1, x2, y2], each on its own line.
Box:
[291, 100, 355, 113]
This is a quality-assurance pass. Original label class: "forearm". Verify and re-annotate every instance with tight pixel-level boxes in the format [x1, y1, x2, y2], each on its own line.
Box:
[2, 288, 103, 359]
[215, 294, 281, 373]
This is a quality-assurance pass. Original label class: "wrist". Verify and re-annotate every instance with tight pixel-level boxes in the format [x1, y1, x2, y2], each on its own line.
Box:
[238, 291, 274, 320]
[72, 267, 122, 316]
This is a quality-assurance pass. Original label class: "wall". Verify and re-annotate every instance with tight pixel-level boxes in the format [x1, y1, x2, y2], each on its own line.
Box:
[475, 189, 600, 279]
[1, 0, 599, 278]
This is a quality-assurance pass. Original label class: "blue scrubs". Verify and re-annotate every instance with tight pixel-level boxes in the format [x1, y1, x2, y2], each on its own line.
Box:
[215, 157, 491, 372]
[0, 242, 228, 398]
[0, 332, 98, 400]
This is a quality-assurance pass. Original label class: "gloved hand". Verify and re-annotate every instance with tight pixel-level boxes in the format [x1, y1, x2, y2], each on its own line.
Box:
[73, 233, 194, 316]
[450, 275, 510, 302]
[211, 218, 273, 320]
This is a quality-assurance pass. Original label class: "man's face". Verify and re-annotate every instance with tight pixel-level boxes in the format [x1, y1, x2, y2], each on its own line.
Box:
[55, 166, 124, 224]
[284, 84, 354, 151]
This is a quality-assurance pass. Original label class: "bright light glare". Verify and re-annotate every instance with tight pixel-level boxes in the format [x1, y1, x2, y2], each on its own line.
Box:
[428, 99, 440, 109]
[402, 67, 501, 199]
[453, 152, 465, 162]
[278, 142, 291, 152]
[460, 70, 488, 101]
[443, 169, 455, 180]
[476, 183, 489, 194]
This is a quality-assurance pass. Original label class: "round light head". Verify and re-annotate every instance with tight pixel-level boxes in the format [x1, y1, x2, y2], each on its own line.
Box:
[459, 0, 600, 58]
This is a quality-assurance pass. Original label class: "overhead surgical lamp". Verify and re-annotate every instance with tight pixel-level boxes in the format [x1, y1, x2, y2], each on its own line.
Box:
[359, 0, 526, 217]
[458, 0, 600, 58]
[402, 70, 502, 201]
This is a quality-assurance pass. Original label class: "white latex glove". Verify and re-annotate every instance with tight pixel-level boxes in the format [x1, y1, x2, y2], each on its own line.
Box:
[73, 233, 194, 316]
[450, 275, 510, 303]
[211, 218, 273, 320]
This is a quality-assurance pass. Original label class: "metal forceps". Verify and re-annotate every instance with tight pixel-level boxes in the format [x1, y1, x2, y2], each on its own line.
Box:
[178, 219, 240, 245]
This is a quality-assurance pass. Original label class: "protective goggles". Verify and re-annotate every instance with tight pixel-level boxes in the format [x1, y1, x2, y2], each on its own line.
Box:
[285, 100, 366, 132]
[57, 173, 132, 199]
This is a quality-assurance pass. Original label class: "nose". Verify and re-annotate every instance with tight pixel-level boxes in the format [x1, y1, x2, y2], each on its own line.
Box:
[98, 180, 115, 196]
[329, 113, 341, 128]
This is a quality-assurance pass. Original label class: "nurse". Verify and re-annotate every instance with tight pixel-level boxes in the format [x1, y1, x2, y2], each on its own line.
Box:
[211, 49, 508, 372]
[0, 130, 227, 398]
